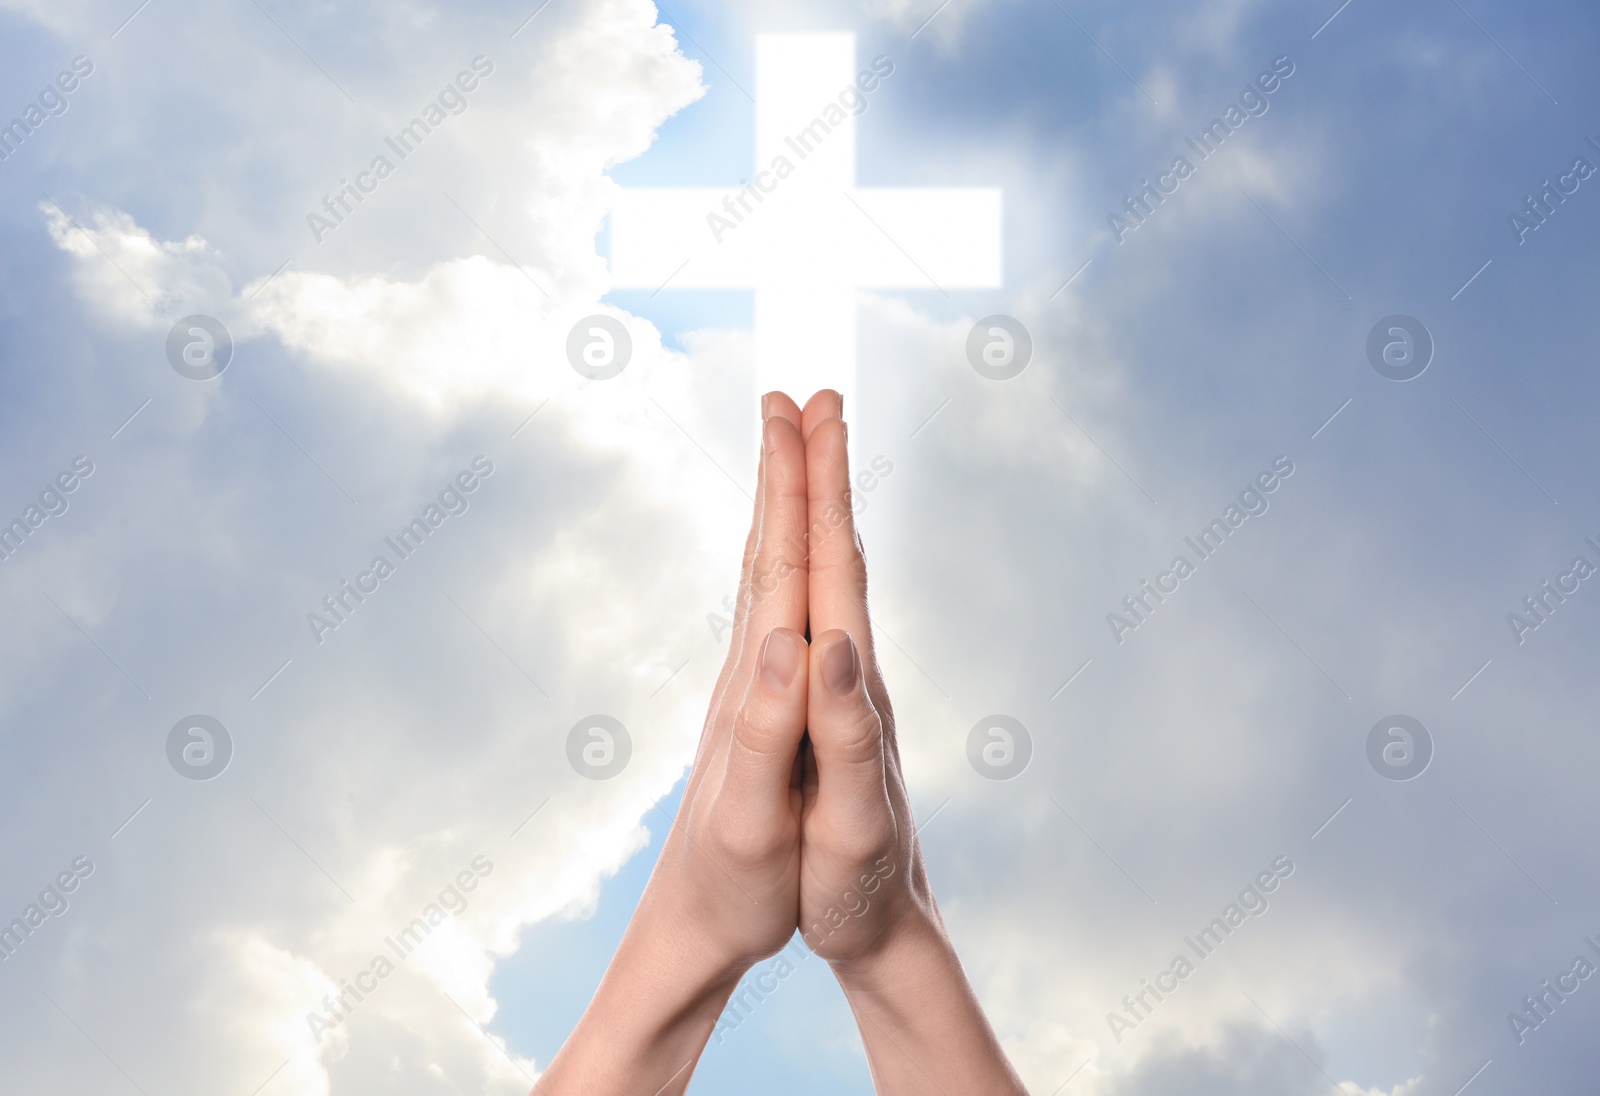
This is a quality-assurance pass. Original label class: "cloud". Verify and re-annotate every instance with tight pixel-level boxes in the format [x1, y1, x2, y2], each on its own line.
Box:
[7, 1, 1600, 1094]
[1095, 1022, 1422, 1096]
[1, 2, 785, 1094]
[41, 203, 237, 332]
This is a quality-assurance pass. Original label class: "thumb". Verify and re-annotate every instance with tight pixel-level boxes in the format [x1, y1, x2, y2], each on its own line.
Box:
[721, 627, 810, 817]
[806, 630, 889, 817]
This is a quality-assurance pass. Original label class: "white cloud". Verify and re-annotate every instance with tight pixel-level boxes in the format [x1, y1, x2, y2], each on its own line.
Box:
[8, 2, 1599, 1095]
[6, 2, 779, 1093]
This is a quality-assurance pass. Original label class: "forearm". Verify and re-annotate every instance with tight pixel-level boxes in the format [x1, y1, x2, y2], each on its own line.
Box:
[832, 915, 1026, 1096]
[537, 899, 740, 1095]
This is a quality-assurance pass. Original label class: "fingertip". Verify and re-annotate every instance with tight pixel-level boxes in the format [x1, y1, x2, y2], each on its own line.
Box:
[764, 411, 805, 458]
[805, 415, 850, 476]
[726, 625, 812, 806]
[802, 390, 843, 440]
[805, 628, 885, 785]
[807, 629, 856, 693]
[761, 391, 803, 429]
[804, 390, 841, 417]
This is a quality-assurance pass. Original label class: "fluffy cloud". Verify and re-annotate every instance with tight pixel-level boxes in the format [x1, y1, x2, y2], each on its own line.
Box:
[8, 1, 1600, 1095]
[3, 2, 773, 1094]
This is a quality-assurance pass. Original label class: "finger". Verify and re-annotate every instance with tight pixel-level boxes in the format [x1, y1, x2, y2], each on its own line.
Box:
[805, 629, 889, 817]
[721, 415, 811, 713]
[708, 402, 807, 718]
[741, 413, 810, 634]
[801, 390, 842, 441]
[700, 419, 768, 752]
[804, 416, 876, 676]
[731, 424, 768, 644]
[722, 627, 810, 815]
[725, 395, 799, 658]
[733, 399, 797, 619]
[806, 415, 901, 753]
[745, 393, 800, 647]
[763, 390, 803, 432]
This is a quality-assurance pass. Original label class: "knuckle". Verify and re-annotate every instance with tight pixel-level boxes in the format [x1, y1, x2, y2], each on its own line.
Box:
[869, 687, 896, 740]
[831, 816, 896, 868]
[810, 547, 866, 588]
[731, 702, 782, 757]
[739, 526, 759, 577]
[748, 556, 793, 602]
[751, 521, 808, 593]
[830, 705, 883, 765]
[707, 801, 783, 868]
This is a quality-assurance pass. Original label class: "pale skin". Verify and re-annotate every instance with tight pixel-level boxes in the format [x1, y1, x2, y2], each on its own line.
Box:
[537, 391, 1027, 1094]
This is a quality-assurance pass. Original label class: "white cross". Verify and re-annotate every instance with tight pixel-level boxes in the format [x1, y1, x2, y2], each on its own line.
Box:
[609, 32, 1002, 407]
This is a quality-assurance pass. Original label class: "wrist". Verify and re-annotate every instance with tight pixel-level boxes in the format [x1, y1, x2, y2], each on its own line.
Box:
[618, 887, 751, 1017]
[827, 905, 1028, 1095]
[542, 894, 745, 1095]
[826, 901, 949, 996]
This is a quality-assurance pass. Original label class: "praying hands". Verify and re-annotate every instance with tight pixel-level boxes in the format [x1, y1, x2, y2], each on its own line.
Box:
[538, 391, 1027, 1094]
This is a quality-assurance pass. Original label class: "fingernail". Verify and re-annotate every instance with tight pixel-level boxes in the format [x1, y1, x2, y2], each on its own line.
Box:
[823, 635, 858, 697]
[761, 393, 775, 420]
[760, 629, 800, 693]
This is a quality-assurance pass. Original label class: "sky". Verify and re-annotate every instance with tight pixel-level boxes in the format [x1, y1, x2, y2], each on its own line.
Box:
[0, 0, 1597, 1094]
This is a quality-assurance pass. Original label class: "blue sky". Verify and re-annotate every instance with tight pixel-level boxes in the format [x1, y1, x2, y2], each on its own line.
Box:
[1, 0, 1598, 1093]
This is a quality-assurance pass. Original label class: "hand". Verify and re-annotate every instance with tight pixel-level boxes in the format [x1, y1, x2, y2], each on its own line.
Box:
[794, 392, 1028, 1095]
[786, 392, 931, 967]
[538, 400, 814, 1094]
[647, 399, 812, 977]
[539, 392, 1024, 1096]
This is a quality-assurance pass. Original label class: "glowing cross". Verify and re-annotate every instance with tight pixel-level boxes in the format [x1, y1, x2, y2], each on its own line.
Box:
[609, 32, 1002, 405]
